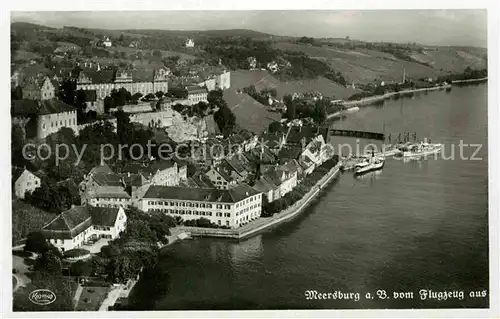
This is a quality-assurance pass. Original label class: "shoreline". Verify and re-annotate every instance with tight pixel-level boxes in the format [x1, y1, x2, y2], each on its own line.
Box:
[451, 77, 488, 84]
[328, 85, 452, 119]
[328, 77, 487, 119]
[179, 162, 342, 240]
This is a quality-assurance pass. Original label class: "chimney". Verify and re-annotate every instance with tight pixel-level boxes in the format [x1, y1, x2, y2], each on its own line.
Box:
[128, 172, 130, 178]
[90, 62, 92, 68]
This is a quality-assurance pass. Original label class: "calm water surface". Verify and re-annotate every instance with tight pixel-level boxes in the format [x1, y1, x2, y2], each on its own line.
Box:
[131, 84, 488, 309]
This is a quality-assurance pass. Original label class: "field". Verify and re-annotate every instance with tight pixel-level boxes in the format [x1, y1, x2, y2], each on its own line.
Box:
[272, 42, 487, 84]
[230, 69, 359, 100]
[224, 88, 281, 134]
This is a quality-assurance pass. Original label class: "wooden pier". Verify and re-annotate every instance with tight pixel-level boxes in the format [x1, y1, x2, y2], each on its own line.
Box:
[328, 129, 385, 140]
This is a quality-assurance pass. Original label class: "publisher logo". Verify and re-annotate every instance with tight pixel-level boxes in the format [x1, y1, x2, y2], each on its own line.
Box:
[28, 289, 56, 306]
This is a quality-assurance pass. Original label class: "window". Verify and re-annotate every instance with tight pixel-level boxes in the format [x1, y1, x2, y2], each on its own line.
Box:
[226, 221, 229, 226]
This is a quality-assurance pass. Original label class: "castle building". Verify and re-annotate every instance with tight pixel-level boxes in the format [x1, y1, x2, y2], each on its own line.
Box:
[12, 76, 77, 139]
[76, 67, 170, 99]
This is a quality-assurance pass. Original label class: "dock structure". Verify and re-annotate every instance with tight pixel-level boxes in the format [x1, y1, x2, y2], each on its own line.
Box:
[328, 129, 385, 141]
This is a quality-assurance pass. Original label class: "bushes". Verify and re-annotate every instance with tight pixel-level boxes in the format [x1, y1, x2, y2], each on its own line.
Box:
[183, 217, 230, 229]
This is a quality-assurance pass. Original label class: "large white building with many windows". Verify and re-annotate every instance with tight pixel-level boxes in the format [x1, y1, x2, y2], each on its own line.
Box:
[41, 206, 127, 253]
[139, 183, 262, 228]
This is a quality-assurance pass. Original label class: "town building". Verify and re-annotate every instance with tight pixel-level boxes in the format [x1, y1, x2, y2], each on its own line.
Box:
[12, 167, 40, 199]
[253, 161, 298, 203]
[80, 161, 187, 208]
[11, 99, 77, 139]
[103, 37, 112, 47]
[267, 61, 279, 73]
[122, 160, 186, 186]
[140, 183, 262, 228]
[185, 38, 195, 48]
[76, 67, 170, 99]
[206, 166, 238, 190]
[22, 76, 56, 100]
[196, 71, 231, 91]
[247, 57, 257, 69]
[186, 85, 208, 105]
[41, 206, 127, 253]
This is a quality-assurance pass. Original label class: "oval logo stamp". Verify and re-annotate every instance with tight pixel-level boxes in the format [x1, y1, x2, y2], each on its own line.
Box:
[28, 289, 56, 306]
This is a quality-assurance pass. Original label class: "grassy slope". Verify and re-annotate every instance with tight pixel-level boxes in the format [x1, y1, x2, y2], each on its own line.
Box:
[12, 199, 56, 245]
[273, 42, 487, 84]
[224, 88, 281, 134]
[230, 69, 358, 100]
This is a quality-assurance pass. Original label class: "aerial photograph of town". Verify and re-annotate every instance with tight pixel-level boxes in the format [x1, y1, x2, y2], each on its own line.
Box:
[8, 9, 492, 315]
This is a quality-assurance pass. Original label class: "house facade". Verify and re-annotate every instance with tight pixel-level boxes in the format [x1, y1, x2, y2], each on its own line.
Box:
[253, 161, 298, 203]
[186, 85, 208, 105]
[12, 167, 40, 199]
[76, 67, 170, 98]
[140, 183, 262, 228]
[206, 166, 237, 190]
[11, 99, 78, 139]
[41, 206, 127, 253]
[22, 76, 56, 100]
[185, 38, 195, 48]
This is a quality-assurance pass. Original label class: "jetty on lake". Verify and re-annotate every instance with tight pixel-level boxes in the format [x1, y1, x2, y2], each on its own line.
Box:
[328, 129, 385, 140]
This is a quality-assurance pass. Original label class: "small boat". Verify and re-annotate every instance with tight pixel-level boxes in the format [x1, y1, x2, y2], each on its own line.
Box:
[401, 141, 443, 158]
[354, 154, 385, 176]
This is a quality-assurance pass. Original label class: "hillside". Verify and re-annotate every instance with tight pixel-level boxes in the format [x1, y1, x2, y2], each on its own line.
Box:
[272, 42, 487, 84]
[230, 69, 358, 100]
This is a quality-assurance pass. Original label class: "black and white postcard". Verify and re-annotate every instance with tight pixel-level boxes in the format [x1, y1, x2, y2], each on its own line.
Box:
[3, 2, 498, 318]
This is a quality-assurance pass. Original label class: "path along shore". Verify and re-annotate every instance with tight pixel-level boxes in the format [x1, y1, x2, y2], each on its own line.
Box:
[328, 84, 452, 119]
[179, 162, 342, 240]
[328, 77, 487, 120]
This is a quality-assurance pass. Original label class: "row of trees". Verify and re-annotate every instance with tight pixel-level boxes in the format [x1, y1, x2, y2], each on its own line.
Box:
[242, 85, 278, 105]
[283, 95, 328, 125]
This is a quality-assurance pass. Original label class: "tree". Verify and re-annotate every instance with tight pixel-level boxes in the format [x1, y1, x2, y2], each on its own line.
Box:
[268, 121, 282, 133]
[167, 87, 188, 99]
[70, 260, 91, 277]
[214, 105, 236, 137]
[285, 101, 296, 121]
[11, 86, 23, 100]
[35, 250, 63, 274]
[142, 93, 156, 101]
[106, 255, 140, 283]
[313, 100, 327, 125]
[207, 89, 224, 107]
[104, 96, 115, 114]
[25, 181, 64, 213]
[11, 124, 25, 166]
[155, 91, 164, 99]
[24, 231, 49, 254]
[58, 78, 77, 106]
[115, 110, 133, 145]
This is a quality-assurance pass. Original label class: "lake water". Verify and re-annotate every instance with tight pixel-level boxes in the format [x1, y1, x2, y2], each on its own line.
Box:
[129, 84, 489, 310]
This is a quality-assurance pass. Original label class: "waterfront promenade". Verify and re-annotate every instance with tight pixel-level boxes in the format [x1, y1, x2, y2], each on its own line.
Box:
[180, 162, 342, 240]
